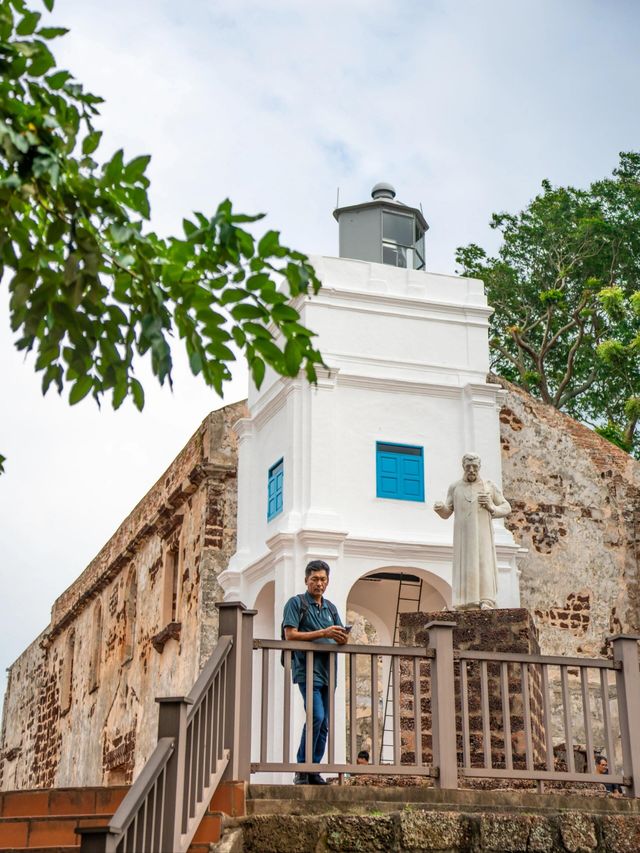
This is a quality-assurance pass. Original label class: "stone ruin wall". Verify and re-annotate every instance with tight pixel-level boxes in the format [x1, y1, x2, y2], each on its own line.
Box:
[497, 376, 640, 658]
[0, 401, 246, 791]
[496, 379, 639, 766]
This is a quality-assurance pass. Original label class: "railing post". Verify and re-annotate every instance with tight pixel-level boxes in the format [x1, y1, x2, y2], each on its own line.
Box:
[78, 826, 117, 853]
[426, 620, 458, 790]
[156, 696, 192, 852]
[238, 607, 256, 781]
[608, 634, 640, 797]
[216, 601, 248, 781]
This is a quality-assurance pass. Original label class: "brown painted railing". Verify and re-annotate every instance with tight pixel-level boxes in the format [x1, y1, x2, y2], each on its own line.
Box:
[79, 602, 255, 853]
[453, 632, 640, 794]
[252, 638, 438, 779]
[253, 622, 640, 796]
[458, 650, 622, 786]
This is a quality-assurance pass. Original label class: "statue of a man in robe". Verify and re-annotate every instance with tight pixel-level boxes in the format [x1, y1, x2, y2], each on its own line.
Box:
[434, 453, 511, 610]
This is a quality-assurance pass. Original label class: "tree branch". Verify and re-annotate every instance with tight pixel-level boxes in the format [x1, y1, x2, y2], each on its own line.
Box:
[624, 416, 638, 450]
[553, 321, 585, 406]
[555, 367, 599, 407]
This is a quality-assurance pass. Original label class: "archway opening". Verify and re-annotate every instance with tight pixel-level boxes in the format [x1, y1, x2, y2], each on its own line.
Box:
[253, 580, 275, 638]
[345, 567, 449, 763]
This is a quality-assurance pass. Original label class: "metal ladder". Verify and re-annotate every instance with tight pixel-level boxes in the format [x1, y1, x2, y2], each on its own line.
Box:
[379, 574, 423, 763]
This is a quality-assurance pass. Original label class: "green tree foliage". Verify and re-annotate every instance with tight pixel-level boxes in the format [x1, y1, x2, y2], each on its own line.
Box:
[0, 0, 325, 472]
[456, 153, 640, 456]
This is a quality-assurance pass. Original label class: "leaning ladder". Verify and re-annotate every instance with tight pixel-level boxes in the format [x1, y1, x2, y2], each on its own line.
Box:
[379, 575, 423, 763]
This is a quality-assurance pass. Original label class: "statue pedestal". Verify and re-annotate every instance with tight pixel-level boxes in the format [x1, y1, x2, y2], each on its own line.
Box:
[399, 608, 545, 769]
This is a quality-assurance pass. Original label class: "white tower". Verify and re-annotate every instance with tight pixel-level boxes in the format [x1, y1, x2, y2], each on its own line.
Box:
[222, 183, 521, 637]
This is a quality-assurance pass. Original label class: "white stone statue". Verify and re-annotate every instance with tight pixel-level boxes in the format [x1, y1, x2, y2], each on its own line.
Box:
[434, 453, 511, 610]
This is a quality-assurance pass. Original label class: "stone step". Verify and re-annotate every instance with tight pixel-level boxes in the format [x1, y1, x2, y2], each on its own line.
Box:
[0, 814, 107, 849]
[3, 849, 77, 853]
[247, 783, 640, 816]
[0, 781, 243, 851]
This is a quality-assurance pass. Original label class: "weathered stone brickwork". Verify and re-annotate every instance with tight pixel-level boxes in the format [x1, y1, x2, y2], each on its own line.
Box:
[399, 609, 545, 769]
[497, 376, 640, 658]
[0, 401, 246, 791]
[232, 800, 640, 853]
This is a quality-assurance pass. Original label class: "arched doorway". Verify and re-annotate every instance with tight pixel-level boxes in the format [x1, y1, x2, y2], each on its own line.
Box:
[345, 567, 448, 763]
[347, 566, 448, 645]
[253, 580, 275, 638]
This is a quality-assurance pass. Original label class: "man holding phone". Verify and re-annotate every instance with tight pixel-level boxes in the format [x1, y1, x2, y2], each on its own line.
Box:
[282, 560, 349, 785]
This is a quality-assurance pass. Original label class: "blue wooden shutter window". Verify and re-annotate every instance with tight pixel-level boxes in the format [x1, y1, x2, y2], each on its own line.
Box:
[267, 459, 284, 520]
[376, 443, 424, 502]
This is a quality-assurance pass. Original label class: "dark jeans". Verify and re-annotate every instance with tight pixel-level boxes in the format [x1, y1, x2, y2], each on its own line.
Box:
[296, 682, 330, 764]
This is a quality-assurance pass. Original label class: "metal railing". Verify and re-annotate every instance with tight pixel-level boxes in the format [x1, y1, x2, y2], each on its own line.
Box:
[253, 621, 640, 796]
[458, 651, 623, 786]
[79, 602, 255, 853]
[253, 638, 436, 778]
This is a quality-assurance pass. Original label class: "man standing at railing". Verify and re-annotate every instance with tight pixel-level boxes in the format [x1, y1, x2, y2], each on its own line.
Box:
[283, 559, 349, 785]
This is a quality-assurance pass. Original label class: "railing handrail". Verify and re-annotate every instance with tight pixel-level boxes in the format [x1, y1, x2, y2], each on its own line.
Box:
[254, 639, 434, 657]
[108, 737, 174, 835]
[457, 649, 621, 669]
[260, 638, 622, 671]
[252, 628, 640, 796]
[186, 634, 233, 723]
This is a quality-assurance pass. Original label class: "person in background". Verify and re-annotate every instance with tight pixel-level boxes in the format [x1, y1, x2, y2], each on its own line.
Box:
[356, 750, 370, 765]
[595, 755, 623, 795]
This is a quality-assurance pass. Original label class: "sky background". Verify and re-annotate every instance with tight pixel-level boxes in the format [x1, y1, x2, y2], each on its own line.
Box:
[1, 0, 640, 706]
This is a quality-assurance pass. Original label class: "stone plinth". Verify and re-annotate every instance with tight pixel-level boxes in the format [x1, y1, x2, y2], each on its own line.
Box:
[399, 608, 546, 769]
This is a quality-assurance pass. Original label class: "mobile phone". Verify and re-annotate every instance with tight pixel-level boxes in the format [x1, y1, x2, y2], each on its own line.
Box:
[344, 625, 353, 633]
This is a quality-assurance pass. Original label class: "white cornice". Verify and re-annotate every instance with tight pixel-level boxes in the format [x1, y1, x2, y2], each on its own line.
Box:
[297, 528, 349, 552]
[343, 535, 521, 562]
[233, 417, 254, 441]
[313, 366, 339, 390]
[463, 382, 506, 408]
[242, 548, 277, 585]
[325, 352, 484, 382]
[335, 374, 465, 398]
[265, 531, 298, 554]
[231, 532, 522, 586]
[250, 377, 302, 430]
[343, 537, 453, 562]
[309, 286, 493, 326]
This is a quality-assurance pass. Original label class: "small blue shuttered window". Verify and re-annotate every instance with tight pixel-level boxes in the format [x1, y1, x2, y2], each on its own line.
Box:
[267, 459, 284, 520]
[376, 442, 424, 502]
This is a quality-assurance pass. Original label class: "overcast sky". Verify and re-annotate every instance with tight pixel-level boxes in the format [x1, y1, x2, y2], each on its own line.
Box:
[1, 0, 639, 706]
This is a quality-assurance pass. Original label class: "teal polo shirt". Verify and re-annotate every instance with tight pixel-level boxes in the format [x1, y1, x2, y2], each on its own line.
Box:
[282, 591, 343, 686]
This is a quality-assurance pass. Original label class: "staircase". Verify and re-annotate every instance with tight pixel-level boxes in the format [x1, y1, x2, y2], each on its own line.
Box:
[0, 782, 245, 852]
[0, 787, 127, 852]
